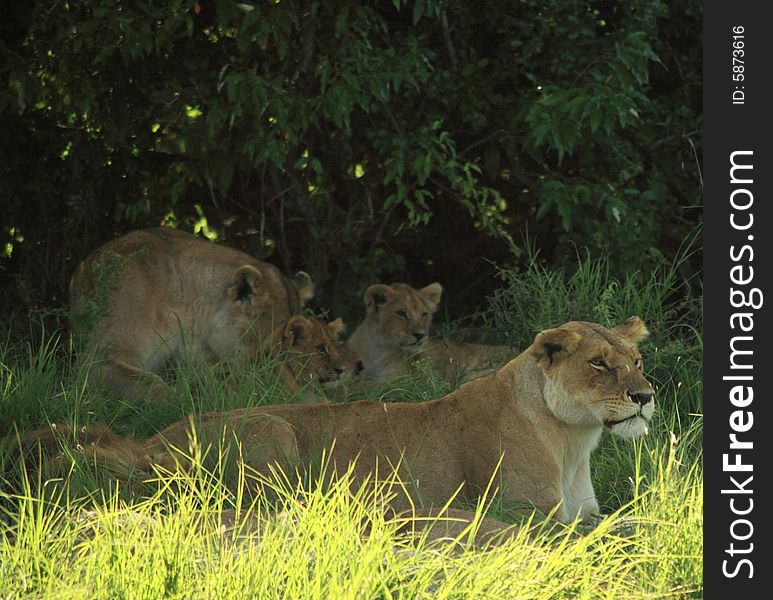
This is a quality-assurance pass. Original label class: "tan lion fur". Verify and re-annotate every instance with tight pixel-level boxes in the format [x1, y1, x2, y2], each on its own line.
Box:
[69, 228, 315, 402]
[13, 318, 654, 524]
[346, 282, 515, 381]
[254, 315, 363, 402]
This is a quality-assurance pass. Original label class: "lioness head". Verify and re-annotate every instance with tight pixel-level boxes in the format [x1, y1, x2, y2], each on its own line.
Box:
[362, 282, 443, 352]
[531, 317, 654, 439]
[281, 315, 363, 385]
[223, 266, 315, 356]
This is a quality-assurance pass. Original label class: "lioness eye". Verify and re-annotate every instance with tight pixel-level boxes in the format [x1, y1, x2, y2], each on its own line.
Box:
[316, 345, 327, 354]
[421, 312, 429, 320]
[589, 358, 608, 371]
[395, 310, 408, 320]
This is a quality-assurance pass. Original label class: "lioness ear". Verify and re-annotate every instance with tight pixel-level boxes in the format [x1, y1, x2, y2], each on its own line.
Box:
[328, 317, 345, 337]
[420, 282, 443, 312]
[532, 328, 582, 368]
[285, 315, 312, 346]
[612, 316, 648, 343]
[228, 265, 268, 306]
[293, 271, 315, 305]
[365, 284, 392, 313]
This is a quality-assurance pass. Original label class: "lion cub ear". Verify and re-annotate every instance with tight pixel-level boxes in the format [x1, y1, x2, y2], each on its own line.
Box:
[365, 284, 393, 313]
[228, 265, 269, 306]
[419, 282, 443, 312]
[612, 316, 649, 343]
[532, 327, 582, 368]
[293, 271, 315, 305]
[328, 317, 345, 338]
[284, 315, 313, 346]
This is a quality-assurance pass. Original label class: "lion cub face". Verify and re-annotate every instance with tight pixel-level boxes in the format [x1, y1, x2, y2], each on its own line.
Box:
[281, 315, 363, 385]
[362, 282, 443, 352]
[532, 317, 654, 439]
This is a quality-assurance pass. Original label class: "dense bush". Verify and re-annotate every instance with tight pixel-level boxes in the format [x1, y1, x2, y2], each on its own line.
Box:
[1, 0, 701, 322]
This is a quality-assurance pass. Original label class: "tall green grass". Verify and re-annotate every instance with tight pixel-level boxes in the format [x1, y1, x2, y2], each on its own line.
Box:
[0, 250, 703, 597]
[0, 434, 702, 598]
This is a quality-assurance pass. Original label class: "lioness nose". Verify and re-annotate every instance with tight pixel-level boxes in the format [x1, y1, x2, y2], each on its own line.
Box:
[629, 391, 653, 406]
[413, 332, 425, 343]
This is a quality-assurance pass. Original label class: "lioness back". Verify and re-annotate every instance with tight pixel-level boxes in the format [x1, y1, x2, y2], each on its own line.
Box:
[70, 228, 314, 402]
[346, 281, 515, 381]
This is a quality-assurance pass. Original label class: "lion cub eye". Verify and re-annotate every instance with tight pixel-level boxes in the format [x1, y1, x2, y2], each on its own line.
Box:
[395, 310, 409, 320]
[316, 344, 328, 354]
[589, 358, 608, 371]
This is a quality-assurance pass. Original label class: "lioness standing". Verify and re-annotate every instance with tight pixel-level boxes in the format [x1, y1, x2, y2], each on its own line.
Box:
[346, 282, 515, 381]
[15, 318, 653, 523]
[69, 228, 315, 401]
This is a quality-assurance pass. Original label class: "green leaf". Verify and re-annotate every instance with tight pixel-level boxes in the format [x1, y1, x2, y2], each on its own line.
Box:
[535, 199, 552, 221]
[335, 7, 349, 37]
[557, 203, 572, 231]
[483, 144, 501, 179]
[412, 0, 425, 25]
[341, 70, 361, 91]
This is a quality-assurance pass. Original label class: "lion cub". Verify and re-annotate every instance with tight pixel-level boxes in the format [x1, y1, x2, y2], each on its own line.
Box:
[256, 315, 363, 402]
[345, 282, 514, 381]
[69, 228, 315, 402]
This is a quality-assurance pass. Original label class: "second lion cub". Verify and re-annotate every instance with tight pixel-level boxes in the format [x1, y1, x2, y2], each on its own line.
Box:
[346, 282, 514, 381]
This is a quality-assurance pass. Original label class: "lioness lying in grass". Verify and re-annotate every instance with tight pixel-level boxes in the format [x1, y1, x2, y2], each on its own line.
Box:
[10, 318, 653, 524]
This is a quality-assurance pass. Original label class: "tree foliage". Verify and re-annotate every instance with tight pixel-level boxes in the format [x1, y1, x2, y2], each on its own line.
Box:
[0, 0, 702, 320]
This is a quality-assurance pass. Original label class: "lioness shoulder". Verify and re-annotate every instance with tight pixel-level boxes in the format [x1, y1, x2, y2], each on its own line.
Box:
[70, 228, 315, 402]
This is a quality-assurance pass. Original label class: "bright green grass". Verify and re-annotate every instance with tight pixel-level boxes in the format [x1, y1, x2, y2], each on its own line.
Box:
[0, 427, 702, 598]
[0, 251, 703, 597]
